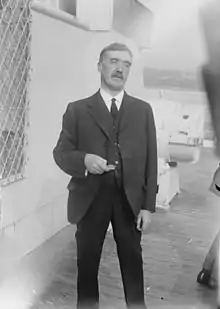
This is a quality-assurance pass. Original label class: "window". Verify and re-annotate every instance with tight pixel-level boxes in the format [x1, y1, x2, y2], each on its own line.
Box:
[0, 0, 31, 185]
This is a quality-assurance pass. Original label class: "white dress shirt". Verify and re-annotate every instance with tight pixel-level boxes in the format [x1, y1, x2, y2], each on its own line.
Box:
[100, 88, 124, 111]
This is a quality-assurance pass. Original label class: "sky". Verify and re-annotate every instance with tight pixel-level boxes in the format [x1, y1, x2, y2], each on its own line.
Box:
[141, 0, 208, 71]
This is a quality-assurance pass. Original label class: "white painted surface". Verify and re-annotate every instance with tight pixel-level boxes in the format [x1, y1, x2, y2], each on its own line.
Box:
[76, 0, 114, 30]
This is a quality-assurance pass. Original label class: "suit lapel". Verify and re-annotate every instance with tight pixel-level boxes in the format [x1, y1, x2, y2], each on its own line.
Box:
[118, 92, 134, 134]
[87, 91, 113, 139]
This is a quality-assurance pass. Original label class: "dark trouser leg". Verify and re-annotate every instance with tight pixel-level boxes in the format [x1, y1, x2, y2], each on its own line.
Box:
[203, 231, 220, 270]
[76, 181, 115, 309]
[111, 189, 146, 309]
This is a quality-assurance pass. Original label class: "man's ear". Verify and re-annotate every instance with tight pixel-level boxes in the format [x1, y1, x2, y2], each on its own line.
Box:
[97, 62, 101, 73]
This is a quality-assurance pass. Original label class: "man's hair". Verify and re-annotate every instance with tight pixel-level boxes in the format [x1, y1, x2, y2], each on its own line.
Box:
[98, 42, 133, 63]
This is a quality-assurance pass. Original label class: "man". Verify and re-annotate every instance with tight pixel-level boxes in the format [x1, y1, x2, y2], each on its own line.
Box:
[197, 2, 220, 305]
[197, 163, 220, 290]
[53, 42, 158, 309]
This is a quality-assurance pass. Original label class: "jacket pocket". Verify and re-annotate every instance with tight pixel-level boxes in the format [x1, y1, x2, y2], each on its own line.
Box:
[67, 178, 87, 191]
[142, 184, 147, 192]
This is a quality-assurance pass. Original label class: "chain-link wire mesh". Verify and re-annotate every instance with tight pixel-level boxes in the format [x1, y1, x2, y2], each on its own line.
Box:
[0, 0, 31, 185]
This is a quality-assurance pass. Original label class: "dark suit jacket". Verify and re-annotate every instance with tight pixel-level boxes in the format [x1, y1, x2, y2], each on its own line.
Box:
[53, 91, 158, 224]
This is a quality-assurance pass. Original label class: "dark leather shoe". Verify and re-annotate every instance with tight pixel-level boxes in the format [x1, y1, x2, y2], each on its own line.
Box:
[197, 268, 211, 285]
[197, 268, 218, 290]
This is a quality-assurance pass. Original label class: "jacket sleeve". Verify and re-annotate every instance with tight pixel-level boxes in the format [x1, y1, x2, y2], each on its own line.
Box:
[202, 64, 220, 150]
[142, 104, 158, 212]
[53, 103, 87, 178]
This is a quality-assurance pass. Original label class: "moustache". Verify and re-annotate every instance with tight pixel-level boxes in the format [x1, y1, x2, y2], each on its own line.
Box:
[112, 73, 123, 80]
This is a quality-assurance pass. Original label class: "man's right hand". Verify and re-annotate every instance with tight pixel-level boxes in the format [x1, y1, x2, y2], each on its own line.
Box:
[84, 154, 115, 175]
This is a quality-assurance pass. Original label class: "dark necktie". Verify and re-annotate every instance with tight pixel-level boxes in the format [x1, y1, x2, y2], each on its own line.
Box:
[111, 98, 118, 121]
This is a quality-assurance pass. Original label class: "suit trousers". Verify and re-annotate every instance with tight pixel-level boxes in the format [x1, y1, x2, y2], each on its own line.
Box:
[75, 172, 146, 309]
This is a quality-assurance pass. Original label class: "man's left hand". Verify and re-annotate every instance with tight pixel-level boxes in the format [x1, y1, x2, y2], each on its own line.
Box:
[137, 210, 151, 232]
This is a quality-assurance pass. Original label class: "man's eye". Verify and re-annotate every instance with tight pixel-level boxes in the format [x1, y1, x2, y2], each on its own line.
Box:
[124, 62, 131, 68]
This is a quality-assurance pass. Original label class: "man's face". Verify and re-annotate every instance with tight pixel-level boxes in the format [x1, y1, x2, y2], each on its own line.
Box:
[98, 50, 132, 92]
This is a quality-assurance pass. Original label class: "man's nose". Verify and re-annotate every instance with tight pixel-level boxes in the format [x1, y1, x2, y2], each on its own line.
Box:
[116, 62, 123, 72]
[116, 66, 123, 73]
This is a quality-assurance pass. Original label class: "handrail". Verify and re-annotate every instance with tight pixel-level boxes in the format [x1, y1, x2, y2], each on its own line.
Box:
[31, 1, 90, 31]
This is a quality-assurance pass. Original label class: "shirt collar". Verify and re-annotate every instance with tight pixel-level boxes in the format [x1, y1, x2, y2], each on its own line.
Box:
[114, 90, 124, 105]
[100, 88, 124, 107]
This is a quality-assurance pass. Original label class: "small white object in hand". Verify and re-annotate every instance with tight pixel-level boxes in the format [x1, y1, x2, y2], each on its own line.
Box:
[107, 222, 113, 233]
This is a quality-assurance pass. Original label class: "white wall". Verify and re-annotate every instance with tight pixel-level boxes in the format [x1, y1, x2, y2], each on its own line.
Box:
[0, 7, 146, 258]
